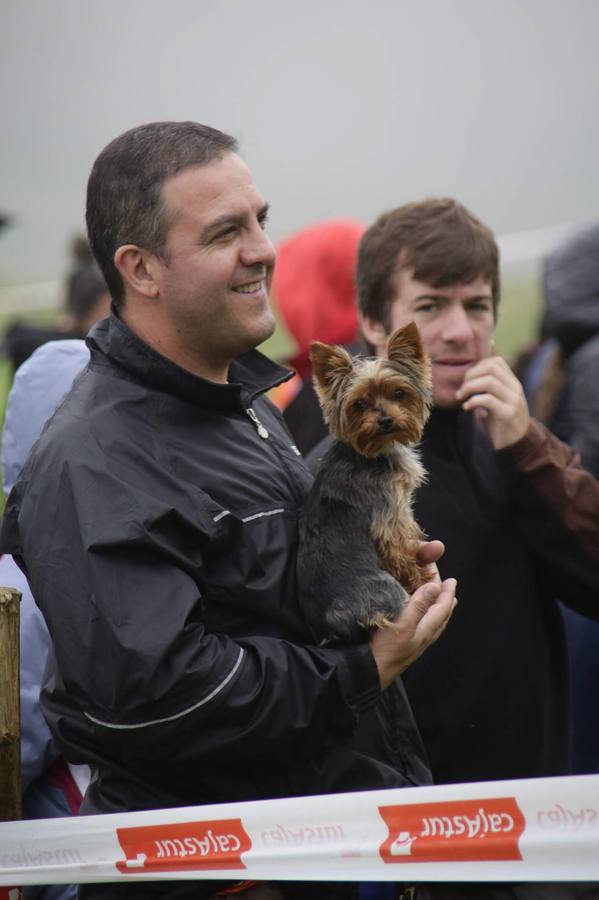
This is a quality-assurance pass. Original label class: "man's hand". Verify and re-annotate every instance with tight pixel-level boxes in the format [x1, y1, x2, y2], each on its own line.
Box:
[455, 355, 530, 449]
[370, 540, 457, 689]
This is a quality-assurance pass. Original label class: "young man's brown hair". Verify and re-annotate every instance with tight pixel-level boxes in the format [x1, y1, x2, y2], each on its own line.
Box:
[356, 198, 500, 353]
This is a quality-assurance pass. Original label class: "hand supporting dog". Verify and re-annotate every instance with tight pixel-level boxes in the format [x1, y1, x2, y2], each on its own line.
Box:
[369, 540, 457, 688]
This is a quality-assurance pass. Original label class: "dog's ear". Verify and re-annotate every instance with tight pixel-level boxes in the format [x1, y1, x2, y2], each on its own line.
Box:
[387, 321, 426, 364]
[310, 342, 353, 391]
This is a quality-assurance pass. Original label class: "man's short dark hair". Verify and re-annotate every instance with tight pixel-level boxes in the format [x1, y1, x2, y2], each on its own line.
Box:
[357, 198, 500, 351]
[86, 121, 238, 308]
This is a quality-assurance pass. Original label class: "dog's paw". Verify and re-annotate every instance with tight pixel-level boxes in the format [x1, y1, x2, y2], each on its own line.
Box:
[319, 573, 409, 643]
[358, 593, 408, 632]
[362, 612, 399, 631]
[323, 604, 370, 644]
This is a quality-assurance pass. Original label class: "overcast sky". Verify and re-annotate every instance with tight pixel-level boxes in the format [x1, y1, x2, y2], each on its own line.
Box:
[1, 0, 598, 284]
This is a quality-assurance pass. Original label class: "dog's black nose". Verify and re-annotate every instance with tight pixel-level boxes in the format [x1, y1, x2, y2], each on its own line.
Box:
[378, 415, 394, 432]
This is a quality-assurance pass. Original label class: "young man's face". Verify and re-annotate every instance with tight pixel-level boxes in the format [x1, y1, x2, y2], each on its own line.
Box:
[152, 152, 277, 377]
[369, 268, 495, 409]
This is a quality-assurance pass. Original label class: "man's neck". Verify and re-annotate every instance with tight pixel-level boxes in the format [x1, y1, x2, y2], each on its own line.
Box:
[120, 308, 230, 383]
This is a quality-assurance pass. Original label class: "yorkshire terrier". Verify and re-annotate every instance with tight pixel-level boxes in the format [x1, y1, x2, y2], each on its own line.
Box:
[297, 321, 433, 644]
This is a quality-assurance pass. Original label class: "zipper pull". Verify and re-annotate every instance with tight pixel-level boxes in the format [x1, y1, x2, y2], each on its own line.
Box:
[246, 407, 269, 439]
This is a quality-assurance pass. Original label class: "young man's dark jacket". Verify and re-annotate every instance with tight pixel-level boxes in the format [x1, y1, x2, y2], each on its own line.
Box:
[310, 407, 599, 787]
[0, 314, 431, 899]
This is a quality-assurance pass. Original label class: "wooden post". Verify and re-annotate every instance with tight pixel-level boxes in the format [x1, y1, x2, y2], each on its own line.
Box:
[0, 586, 21, 821]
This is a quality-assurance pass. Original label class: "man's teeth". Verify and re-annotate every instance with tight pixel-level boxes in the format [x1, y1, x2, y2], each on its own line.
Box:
[233, 281, 263, 294]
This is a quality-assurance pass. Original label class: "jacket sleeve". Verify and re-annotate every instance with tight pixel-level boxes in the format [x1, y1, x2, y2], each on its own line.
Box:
[497, 418, 599, 617]
[13, 449, 381, 773]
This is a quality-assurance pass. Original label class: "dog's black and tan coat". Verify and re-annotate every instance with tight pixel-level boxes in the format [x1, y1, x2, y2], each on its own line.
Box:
[298, 322, 433, 644]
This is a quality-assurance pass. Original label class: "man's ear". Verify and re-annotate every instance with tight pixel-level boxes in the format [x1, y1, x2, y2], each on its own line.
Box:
[114, 245, 160, 299]
[310, 341, 353, 391]
[359, 315, 388, 355]
[387, 321, 426, 364]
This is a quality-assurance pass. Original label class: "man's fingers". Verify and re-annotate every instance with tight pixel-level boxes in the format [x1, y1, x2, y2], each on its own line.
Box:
[397, 577, 454, 631]
[423, 581, 457, 641]
[416, 578, 457, 636]
[395, 578, 457, 670]
[406, 580, 442, 620]
[458, 374, 513, 405]
[461, 393, 509, 416]
[416, 539, 445, 565]
[460, 355, 512, 383]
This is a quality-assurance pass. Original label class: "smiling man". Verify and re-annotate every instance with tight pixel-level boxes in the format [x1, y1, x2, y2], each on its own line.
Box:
[0, 124, 456, 900]
[347, 198, 599, 900]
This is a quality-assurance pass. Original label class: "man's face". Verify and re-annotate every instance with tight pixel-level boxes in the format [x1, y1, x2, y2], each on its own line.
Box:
[384, 268, 495, 408]
[154, 152, 276, 376]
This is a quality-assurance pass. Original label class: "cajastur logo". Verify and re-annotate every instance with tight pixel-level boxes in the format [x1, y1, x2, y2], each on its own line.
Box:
[116, 819, 251, 874]
[379, 797, 526, 864]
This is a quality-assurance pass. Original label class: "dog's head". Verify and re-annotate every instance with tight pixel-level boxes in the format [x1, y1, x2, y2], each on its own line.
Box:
[310, 322, 432, 457]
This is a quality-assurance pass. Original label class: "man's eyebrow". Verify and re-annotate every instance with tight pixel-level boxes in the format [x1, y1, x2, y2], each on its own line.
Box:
[411, 293, 447, 303]
[411, 291, 493, 303]
[201, 203, 270, 238]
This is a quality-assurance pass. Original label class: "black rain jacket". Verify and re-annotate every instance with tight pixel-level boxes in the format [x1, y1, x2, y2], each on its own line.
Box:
[1, 313, 431, 824]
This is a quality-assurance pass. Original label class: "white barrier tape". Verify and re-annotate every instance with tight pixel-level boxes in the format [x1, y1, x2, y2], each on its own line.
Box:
[1, 774, 598, 889]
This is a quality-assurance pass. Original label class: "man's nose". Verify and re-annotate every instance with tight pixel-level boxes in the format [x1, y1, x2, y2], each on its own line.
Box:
[240, 225, 276, 269]
[441, 305, 474, 342]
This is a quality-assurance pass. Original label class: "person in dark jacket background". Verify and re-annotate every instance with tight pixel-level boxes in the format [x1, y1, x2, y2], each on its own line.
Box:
[308, 198, 599, 900]
[0, 122, 457, 900]
[520, 221, 599, 776]
[539, 220, 599, 479]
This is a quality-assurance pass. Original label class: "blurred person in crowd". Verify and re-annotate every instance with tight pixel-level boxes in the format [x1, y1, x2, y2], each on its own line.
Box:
[1, 122, 457, 900]
[519, 221, 599, 776]
[60, 236, 112, 336]
[269, 219, 365, 455]
[2, 235, 110, 371]
[533, 220, 599, 475]
[310, 198, 599, 900]
[0, 339, 91, 900]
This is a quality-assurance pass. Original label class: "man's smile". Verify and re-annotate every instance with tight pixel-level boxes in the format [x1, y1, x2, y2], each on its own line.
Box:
[231, 279, 266, 294]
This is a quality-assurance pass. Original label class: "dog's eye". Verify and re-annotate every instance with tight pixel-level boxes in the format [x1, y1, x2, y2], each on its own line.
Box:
[394, 389, 406, 400]
[353, 399, 368, 411]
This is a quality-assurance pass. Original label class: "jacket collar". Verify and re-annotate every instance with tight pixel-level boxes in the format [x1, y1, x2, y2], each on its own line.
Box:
[87, 313, 293, 411]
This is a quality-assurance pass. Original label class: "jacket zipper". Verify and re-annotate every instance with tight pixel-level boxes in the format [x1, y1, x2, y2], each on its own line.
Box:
[245, 403, 308, 507]
[245, 407, 269, 440]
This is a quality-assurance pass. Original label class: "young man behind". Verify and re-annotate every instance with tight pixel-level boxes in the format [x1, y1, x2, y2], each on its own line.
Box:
[308, 198, 599, 900]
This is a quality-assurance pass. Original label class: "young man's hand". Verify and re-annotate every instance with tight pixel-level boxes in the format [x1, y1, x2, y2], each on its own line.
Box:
[370, 540, 457, 689]
[455, 355, 531, 449]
